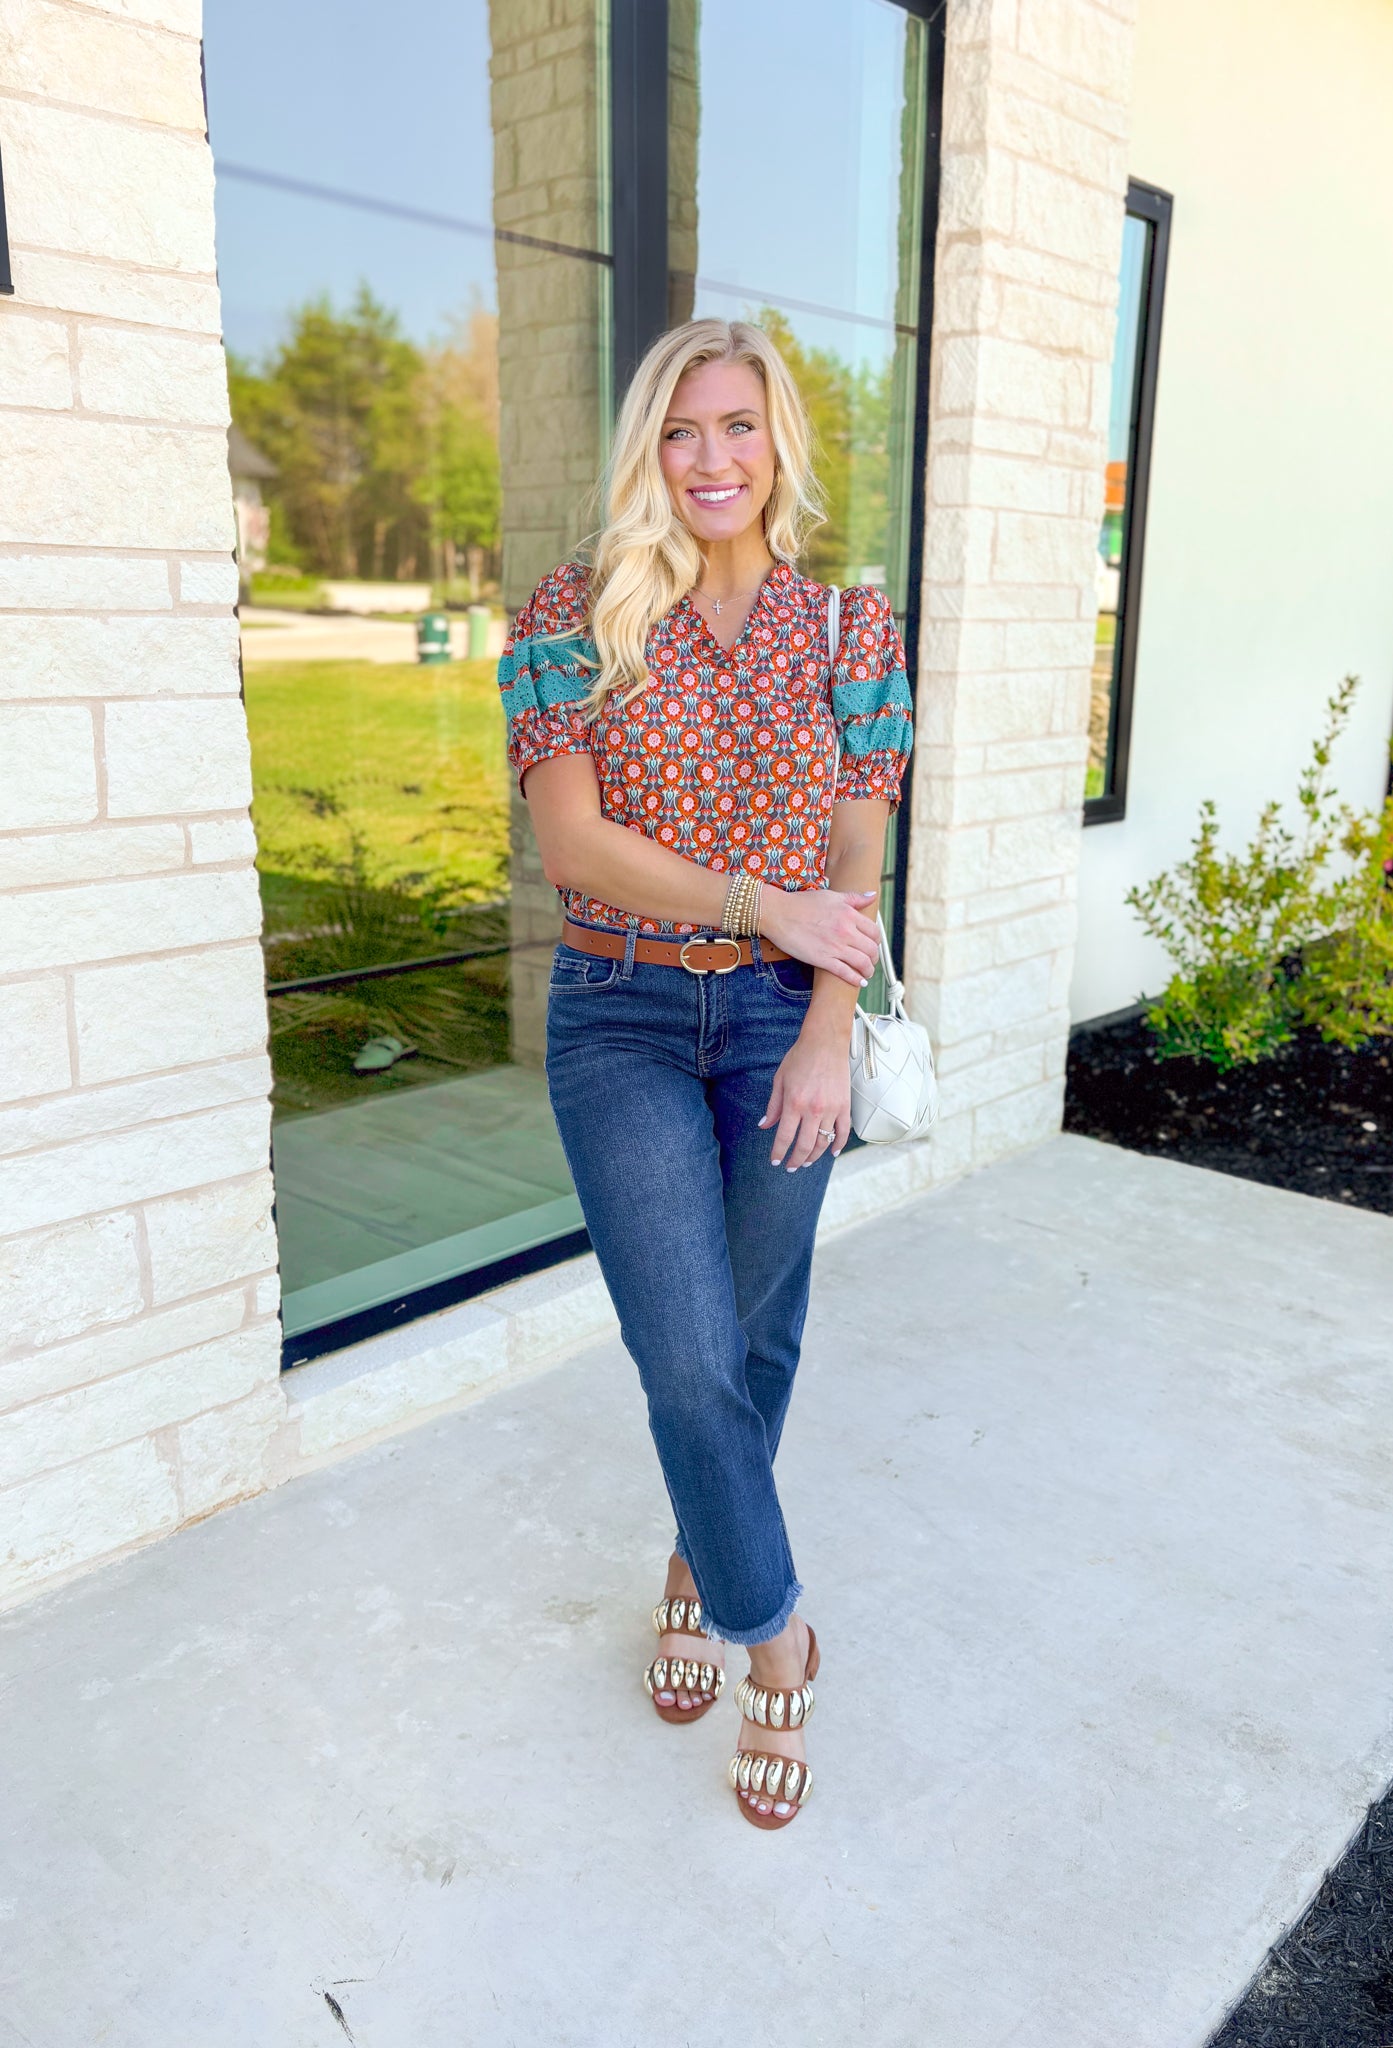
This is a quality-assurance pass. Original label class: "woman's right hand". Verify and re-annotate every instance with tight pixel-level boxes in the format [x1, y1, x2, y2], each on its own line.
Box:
[758, 886, 880, 987]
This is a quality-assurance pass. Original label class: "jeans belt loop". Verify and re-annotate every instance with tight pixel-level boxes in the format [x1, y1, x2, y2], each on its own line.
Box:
[622, 926, 638, 978]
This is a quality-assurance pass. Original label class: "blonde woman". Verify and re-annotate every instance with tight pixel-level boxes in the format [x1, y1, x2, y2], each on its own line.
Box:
[497, 319, 913, 1829]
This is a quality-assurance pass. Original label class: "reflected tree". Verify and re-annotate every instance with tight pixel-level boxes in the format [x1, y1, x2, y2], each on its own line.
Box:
[228, 288, 501, 588]
[754, 309, 892, 589]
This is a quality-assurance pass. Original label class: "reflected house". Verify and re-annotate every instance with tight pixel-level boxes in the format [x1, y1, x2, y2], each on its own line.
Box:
[1089, 458, 1127, 797]
[228, 423, 276, 602]
[1099, 459, 1126, 598]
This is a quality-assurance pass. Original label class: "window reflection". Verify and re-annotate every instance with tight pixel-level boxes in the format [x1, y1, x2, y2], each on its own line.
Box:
[206, 0, 608, 1348]
[668, 0, 930, 963]
[669, 0, 927, 613]
[1090, 211, 1150, 801]
[206, 0, 935, 1350]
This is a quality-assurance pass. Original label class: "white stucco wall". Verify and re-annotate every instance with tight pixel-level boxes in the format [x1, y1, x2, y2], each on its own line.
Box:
[1071, 0, 1393, 1021]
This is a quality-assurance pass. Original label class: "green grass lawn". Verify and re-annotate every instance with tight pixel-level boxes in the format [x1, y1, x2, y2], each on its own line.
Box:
[248, 574, 328, 611]
[243, 656, 510, 933]
[243, 656, 515, 1114]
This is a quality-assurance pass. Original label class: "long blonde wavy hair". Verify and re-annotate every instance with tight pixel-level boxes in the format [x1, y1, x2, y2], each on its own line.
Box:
[581, 319, 824, 719]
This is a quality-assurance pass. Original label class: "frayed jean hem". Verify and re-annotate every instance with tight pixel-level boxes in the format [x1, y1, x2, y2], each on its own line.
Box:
[701, 1575, 804, 1649]
[672, 1535, 803, 1647]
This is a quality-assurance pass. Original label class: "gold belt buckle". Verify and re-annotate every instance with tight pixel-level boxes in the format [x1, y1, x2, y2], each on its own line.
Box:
[679, 935, 742, 975]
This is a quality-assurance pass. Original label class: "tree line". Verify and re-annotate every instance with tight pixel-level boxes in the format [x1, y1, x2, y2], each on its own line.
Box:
[228, 289, 501, 590]
[229, 291, 902, 596]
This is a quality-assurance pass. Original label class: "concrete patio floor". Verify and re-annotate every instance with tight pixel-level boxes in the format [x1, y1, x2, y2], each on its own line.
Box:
[3, 1135, 1392, 2048]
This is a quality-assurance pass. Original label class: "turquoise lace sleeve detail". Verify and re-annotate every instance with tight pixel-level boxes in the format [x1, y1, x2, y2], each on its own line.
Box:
[832, 588, 914, 806]
[497, 571, 598, 790]
[832, 668, 914, 759]
[497, 630, 594, 722]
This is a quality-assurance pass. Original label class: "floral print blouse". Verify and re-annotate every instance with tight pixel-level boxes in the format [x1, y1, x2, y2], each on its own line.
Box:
[497, 559, 914, 936]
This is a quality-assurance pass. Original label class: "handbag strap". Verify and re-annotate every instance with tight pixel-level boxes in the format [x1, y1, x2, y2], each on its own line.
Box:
[828, 583, 901, 1003]
[877, 915, 905, 1005]
[829, 584, 901, 1006]
[853, 914, 911, 1026]
[828, 584, 841, 793]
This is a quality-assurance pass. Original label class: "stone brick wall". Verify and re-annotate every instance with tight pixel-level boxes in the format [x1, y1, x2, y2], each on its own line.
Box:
[904, 0, 1136, 1178]
[666, 0, 700, 326]
[489, 0, 609, 1066]
[0, 0, 285, 1605]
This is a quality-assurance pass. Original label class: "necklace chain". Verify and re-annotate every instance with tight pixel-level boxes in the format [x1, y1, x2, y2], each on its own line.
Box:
[691, 573, 769, 618]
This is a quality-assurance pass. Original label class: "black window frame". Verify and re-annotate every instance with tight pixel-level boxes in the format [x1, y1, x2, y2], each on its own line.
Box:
[613, 0, 943, 970]
[1085, 177, 1172, 827]
[0, 136, 13, 296]
[609, 0, 669, 393]
[889, 0, 945, 970]
[279, 0, 944, 1368]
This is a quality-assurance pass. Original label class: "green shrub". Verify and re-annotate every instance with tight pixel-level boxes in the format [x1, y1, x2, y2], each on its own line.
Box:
[1293, 793, 1393, 1048]
[1126, 676, 1392, 1068]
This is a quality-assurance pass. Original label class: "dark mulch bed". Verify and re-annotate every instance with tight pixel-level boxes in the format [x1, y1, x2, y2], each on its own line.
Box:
[1208, 1786, 1393, 2047]
[1064, 1015, 1393, 1217]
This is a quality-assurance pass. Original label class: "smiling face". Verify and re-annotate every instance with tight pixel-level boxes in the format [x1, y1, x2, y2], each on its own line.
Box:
[659, 358, 777, 550]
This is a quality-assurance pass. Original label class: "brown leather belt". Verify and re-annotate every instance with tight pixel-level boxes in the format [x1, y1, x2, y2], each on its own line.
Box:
[562, 918, 792, 974]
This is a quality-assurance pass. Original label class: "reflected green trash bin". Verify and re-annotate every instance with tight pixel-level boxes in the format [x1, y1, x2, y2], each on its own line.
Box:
[467, 604, 490, 660]
[417, 610, 452, 664]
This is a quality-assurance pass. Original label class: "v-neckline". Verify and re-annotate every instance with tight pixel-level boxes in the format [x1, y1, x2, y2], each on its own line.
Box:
[681, 563, 782, 664]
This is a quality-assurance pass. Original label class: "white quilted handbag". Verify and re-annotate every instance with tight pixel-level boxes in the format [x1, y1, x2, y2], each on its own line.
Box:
[848, 915, 939, 1143]
[828, 585, 938, 1145]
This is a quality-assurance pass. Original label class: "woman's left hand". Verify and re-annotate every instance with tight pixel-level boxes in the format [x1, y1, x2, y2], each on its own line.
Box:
[758, 1017, 853, 1169]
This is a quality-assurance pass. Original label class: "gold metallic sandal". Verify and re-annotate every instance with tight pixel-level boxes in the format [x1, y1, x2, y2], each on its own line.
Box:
[643, 1595, 725, 1726]
[728, 1624, 819, 1831]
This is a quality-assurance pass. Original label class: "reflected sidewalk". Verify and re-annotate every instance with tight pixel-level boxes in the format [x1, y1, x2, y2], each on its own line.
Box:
[240, 607, 505, 664]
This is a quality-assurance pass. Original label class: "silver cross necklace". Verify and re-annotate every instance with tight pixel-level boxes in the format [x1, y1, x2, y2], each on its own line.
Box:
[692, 580, 761, 617]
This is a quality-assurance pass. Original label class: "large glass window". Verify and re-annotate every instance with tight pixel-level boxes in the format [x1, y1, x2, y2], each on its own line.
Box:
[207, 1, 610, 1358]
[1087, 179, 1172, 820]
[207, 0, 937, 1362]
[668, 0, 932, 943]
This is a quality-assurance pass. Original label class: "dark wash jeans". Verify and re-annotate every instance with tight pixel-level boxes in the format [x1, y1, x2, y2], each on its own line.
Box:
[544, 927, 835, 1645]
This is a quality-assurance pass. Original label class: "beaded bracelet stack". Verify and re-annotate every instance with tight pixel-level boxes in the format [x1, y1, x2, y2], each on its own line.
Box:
[721, 870, 763, 938]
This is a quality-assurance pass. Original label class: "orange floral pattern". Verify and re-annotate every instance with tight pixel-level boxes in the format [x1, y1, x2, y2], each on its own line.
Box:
[497, 560, 913, 936]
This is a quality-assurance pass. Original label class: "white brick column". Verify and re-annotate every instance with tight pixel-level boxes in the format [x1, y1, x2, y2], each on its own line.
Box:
[905, 0, 1136, 1173]
[0, 0, 286, 1604]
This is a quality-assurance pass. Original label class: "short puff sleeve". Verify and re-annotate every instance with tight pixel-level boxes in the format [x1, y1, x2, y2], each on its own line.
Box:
[831, 586, 914, 809]
[497, 562, 598, 793]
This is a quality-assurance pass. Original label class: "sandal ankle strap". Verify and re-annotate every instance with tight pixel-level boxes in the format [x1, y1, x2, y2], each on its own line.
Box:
[734, 1674, 814, 1730]
[652, 1595, 709, 1638]
[729, 1748, 814, 1807]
